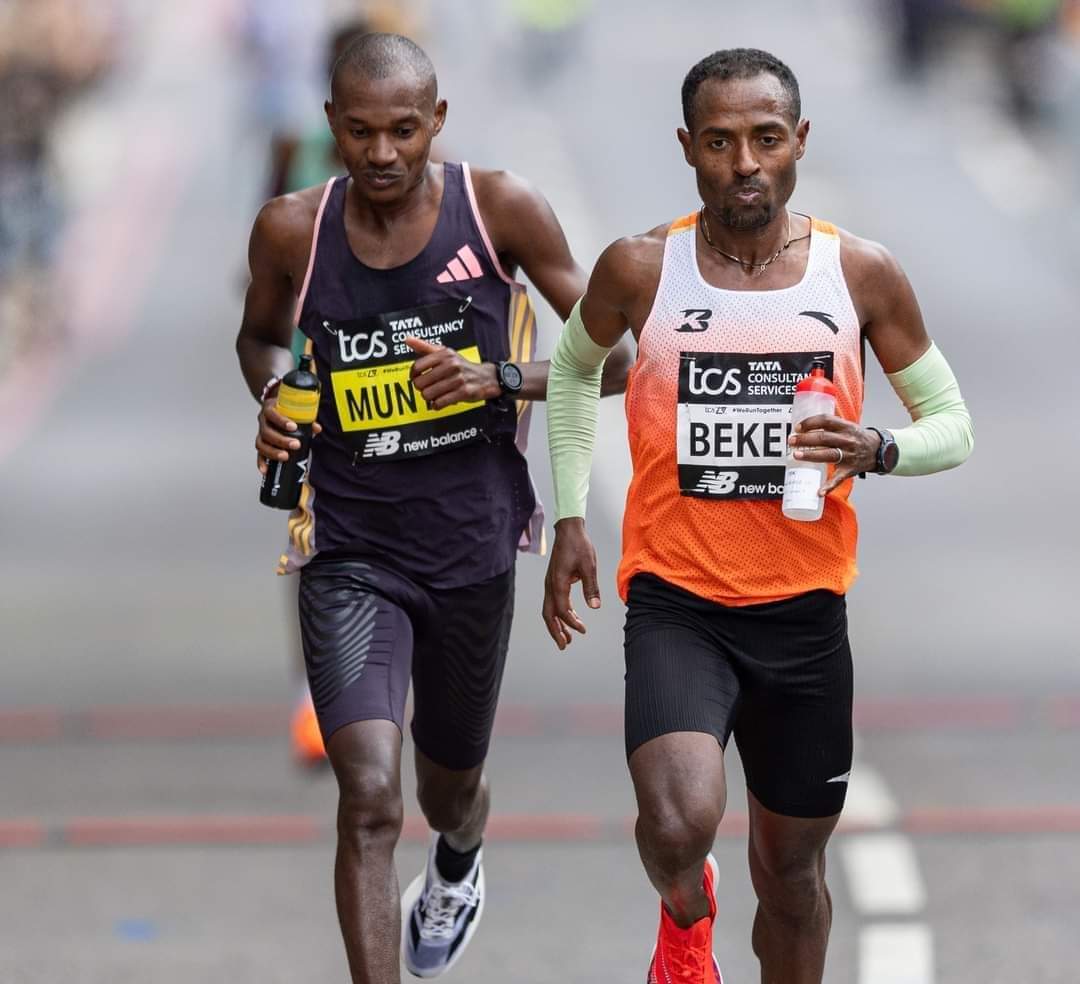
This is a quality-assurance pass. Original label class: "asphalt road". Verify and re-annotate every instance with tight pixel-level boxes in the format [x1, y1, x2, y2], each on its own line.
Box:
[2, 1, 1079, 982]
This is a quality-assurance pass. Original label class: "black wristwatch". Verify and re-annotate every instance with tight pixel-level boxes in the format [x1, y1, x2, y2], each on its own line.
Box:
[495, 360, 524, 395]
[866, 426, 899, 474]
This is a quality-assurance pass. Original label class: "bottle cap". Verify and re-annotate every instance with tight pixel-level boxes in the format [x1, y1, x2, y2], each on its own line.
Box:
[795, 358, 837, 397]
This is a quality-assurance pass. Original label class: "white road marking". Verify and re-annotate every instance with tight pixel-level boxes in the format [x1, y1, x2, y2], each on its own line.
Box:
[843, 761, 900, 829]
[859, 924, 934, 984]
[842, 833, 927, 915]
[844, 816, 934, 983]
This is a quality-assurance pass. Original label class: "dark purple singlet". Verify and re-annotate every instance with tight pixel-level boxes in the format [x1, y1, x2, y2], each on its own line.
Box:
[282, 163, 541, 588]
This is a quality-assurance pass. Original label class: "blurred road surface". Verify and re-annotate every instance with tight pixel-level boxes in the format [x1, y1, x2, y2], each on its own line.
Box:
[2, 1, 1079, 982]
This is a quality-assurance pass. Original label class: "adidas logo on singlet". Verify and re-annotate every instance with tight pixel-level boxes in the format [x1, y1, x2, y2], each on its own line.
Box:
[436, 245, 484, 284]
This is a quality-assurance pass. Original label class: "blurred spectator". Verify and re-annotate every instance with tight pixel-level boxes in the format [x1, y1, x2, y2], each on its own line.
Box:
[991, 0, 1069, 119]
[0, 0, 117, 370]
[236, 0, 327, 200]
[272, 19, 377, 202]
[238, 1, 429, 202]
[510, 0, 593, 82]
[887, 0, 1074, 122]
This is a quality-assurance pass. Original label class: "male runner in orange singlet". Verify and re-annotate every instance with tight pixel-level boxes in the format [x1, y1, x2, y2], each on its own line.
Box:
[543, 48, 973, 983]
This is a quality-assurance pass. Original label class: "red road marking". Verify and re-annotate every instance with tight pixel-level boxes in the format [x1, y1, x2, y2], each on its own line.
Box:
[852, 697, 1022, 731]
[1048, 696, 1080, 729]
[64, 815, 324, 847]
[83, 705, 286, 740]
[903, 806, 1080, 835]
[565, 704, 624, 737]
[0, 820, 46, 849]
[0, 806, 1075, 850]
[484, 814, 607, 841]
[0, 708, 63, 741]
[1, 696, 1077, 746]
[489, 705, 545, 738]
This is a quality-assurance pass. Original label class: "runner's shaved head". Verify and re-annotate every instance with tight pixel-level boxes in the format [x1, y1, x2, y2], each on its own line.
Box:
[330, 32, 438, 106]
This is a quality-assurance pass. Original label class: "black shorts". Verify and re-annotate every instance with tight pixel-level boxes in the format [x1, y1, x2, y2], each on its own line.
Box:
[298, 555, 514, 771]
[624, 573, 852, 819]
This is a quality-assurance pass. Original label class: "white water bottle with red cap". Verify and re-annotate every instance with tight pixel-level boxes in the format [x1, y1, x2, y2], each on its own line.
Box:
[783, 358, 838, 522]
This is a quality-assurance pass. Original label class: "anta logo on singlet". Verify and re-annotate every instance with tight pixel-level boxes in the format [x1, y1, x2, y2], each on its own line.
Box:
[337, 330, 389, 364]
[799, 310, 840, 334]
[677, 308, 713, 332]
[687, 359, 742, 397]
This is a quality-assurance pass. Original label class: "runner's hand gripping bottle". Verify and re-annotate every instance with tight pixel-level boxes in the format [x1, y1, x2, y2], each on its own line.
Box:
[782, 358, 837, 522]
[260, 354, 320, 510]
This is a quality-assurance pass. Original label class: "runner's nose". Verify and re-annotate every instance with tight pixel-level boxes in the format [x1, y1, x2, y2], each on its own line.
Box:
[368, 133, 397, 168]
[733, 139, 759, 178]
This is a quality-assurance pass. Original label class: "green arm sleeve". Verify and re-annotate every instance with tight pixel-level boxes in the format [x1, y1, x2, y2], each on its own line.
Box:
[547, 299, 614, 521]
[887, 342, 974, 476]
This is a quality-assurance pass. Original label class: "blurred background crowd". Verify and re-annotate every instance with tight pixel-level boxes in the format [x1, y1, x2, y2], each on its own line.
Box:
[0, 0, 119, 369]
[1, 0, 1078, 387]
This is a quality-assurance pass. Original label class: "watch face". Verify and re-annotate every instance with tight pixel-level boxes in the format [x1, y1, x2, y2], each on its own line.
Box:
[883, 440, 900, 473]
[501, 362, 523, 392]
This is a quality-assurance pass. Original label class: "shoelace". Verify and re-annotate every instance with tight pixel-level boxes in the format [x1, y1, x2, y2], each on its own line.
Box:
[658, 938, 710, 983]
[418, 877, 480, 941]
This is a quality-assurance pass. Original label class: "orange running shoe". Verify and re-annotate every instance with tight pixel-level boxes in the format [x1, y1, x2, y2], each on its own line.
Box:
[647, 854, 722, 983]
[290, 690, 327, 766]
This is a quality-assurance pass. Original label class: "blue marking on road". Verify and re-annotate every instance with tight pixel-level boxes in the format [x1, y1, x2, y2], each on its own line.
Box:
[114, 918, 160, 942]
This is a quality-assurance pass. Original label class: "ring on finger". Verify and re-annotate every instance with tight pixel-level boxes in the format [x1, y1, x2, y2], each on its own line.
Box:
[834, 447, 844, 464]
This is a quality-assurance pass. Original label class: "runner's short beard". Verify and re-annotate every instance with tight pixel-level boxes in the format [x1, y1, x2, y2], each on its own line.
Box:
[718, 203, 774, 230]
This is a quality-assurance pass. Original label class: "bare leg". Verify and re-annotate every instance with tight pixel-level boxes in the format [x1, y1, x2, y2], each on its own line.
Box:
[629, 732, 726, 928]
[747, 791, 840, 984]
[326, 720, 404, 984]
[414, 746, 488, 853]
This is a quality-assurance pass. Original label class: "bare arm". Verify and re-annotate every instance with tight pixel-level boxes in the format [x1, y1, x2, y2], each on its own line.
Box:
[845, 233, 932, 373]
[236, 196, 311, 397]
[848, 235, 971, 475]
[235, 193, 321, 473]
[476, 169, 636, 398]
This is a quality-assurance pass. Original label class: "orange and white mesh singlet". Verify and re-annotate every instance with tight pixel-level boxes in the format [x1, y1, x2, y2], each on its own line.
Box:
[617, 213, 864, 607]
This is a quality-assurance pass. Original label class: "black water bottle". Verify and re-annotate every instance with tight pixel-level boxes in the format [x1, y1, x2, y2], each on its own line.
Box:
[260, 354, 320, 510]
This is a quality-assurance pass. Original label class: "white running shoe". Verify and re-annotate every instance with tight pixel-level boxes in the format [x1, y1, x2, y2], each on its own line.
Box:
[401, 834, 485, 978]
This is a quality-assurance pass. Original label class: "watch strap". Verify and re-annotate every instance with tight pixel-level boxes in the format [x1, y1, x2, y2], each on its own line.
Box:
[866, 426, 895, 474]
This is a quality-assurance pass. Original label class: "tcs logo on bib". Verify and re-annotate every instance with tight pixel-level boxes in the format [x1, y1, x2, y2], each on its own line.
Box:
[686, 360, 742, 397]
[336, 330, 388, 364]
